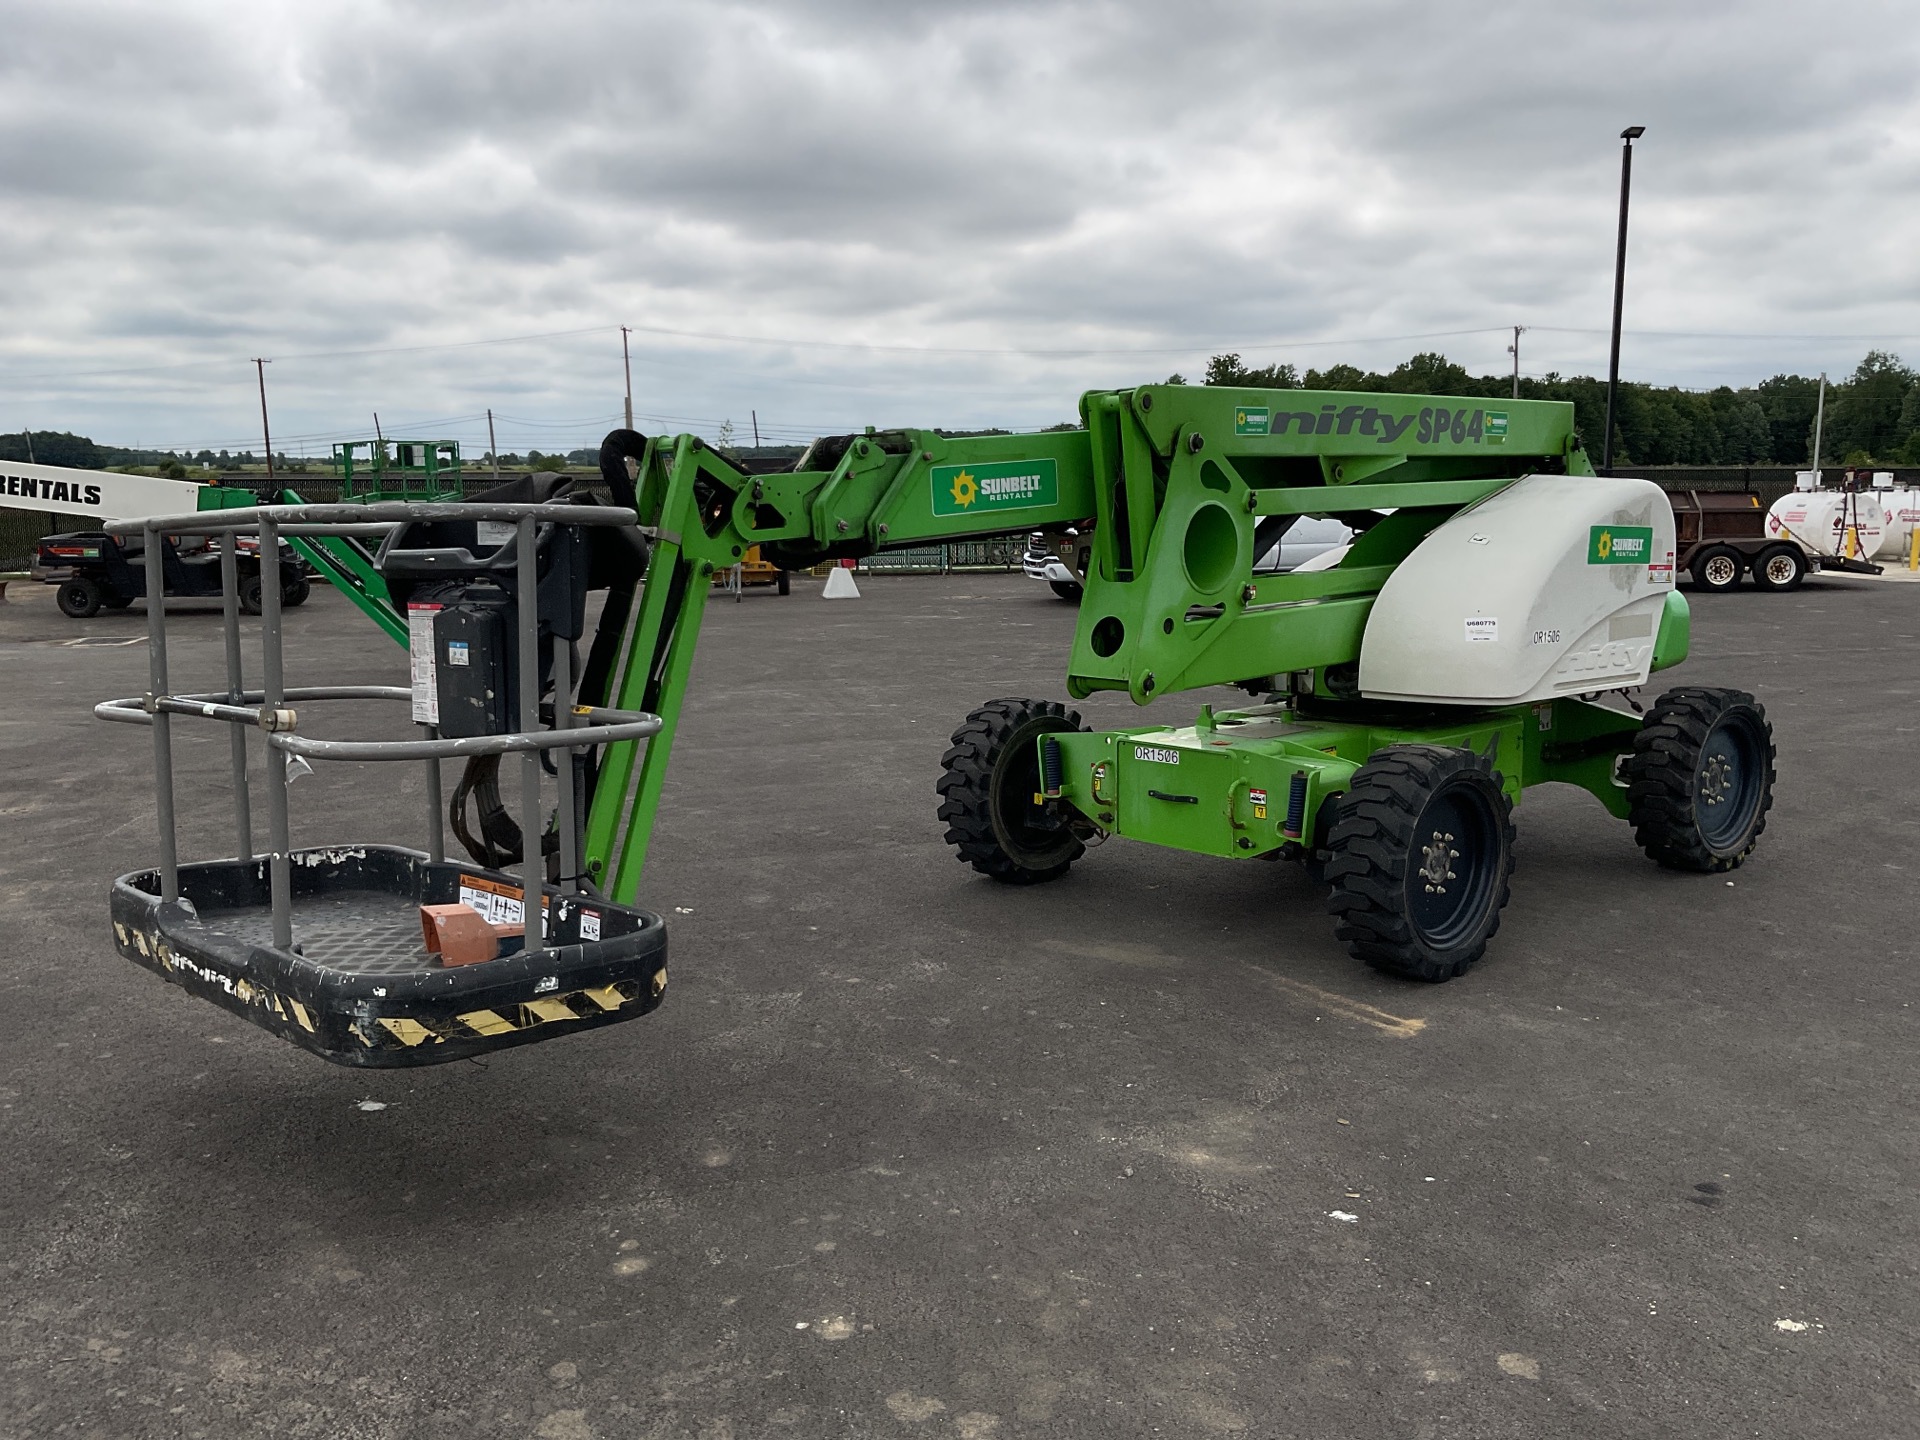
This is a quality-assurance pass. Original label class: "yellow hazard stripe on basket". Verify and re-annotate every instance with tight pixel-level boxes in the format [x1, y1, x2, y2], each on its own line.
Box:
[358, 978, 656, 1049]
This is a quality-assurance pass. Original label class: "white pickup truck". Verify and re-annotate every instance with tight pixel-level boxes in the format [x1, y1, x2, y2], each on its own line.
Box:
[1023, 517, 1354, 600]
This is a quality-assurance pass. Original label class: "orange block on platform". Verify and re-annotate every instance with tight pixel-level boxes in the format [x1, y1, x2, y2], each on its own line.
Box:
[419, 904, 523, 967]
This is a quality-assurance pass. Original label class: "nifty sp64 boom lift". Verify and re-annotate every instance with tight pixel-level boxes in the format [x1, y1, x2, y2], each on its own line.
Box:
[100, 384, 1774, 1064]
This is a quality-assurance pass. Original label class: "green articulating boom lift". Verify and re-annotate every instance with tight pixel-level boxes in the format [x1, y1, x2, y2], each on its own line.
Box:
[97, 383, 1775, 1070]
[577, 382, 1772, 983]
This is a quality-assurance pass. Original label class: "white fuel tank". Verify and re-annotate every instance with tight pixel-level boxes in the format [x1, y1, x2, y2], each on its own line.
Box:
[1359, 474, 1677, 706]
[1869, 490, 1920, 560]
[1765, 491, 1885, 559]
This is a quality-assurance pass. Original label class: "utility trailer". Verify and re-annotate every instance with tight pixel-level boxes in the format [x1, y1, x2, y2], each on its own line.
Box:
[1667, 489, 1810, 593]
[97, 385, 1777, 1066]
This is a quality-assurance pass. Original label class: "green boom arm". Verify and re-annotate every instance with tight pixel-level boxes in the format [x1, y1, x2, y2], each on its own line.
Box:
[579, 385, 1590, 903]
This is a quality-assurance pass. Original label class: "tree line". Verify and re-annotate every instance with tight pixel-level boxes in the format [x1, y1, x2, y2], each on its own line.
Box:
[1190, 350, 1920, 469]
[10, 349, 1920, 473]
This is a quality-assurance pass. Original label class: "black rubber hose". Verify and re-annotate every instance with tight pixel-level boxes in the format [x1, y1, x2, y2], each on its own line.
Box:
[598, 428, 648, 512]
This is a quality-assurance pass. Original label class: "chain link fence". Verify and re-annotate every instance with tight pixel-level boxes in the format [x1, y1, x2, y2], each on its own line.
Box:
[858, 539, 1026, 573]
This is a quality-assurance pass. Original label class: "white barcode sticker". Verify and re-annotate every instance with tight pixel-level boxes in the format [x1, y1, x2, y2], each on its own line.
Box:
[1464, 617, 1499, 643]
[407, 604, 441, 723]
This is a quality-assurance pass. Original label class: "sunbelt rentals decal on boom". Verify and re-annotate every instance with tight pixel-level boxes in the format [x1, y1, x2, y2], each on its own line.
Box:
[932, 459, 1060, 517]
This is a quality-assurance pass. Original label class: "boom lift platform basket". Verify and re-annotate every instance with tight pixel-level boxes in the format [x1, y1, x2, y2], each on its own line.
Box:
[96, 500, 669, 1066]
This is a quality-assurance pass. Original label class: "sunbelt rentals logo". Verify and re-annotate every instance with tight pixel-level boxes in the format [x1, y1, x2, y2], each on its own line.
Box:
[1589, 524, 1653, 565]
[932, 458, 1060, 517]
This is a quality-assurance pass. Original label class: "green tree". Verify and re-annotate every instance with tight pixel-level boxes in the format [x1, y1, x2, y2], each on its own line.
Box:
[0, 430, 102, 467]
[1821, 350, 1914, 462]
[1386, 353, 1474, 394]
[1204, 354, 1300, 387]
[1755, 375, 1821, 464]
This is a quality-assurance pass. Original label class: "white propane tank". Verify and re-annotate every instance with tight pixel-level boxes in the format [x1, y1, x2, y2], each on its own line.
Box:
[1359, 474, 1678, 706]
[1765, 491, 1886, 559]
[1871, 489, 1920, 559]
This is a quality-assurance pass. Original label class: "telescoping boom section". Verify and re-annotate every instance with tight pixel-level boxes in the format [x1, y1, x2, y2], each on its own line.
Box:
[579, 381, 1769, 987]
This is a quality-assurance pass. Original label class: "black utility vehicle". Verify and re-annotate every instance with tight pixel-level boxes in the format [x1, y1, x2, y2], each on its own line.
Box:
[34, 529, 311, 618]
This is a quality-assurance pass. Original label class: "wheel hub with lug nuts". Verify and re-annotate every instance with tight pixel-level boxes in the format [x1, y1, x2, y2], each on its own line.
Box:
[1706, 556, 1737, 584]
[1420, 830, 1458, 894]
[1699, 753, 1733, 806]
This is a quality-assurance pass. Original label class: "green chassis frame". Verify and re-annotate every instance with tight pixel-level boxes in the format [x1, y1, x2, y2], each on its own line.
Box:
[565, 384, 1689, 901]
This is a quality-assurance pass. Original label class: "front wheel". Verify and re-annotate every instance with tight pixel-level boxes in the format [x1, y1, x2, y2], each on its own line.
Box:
[238, 574, 265, 615]
[937, 698, 1088, 884]
[1324, 746, 1516, 982]
[1048, 580, 1084, 602]
[56, 577, 104, 618]
[1691, 546, 1743, 592]
[282, 575, 311, 608]
[1625, 687, 1774, 872]
[1751, 545, 1805, 593]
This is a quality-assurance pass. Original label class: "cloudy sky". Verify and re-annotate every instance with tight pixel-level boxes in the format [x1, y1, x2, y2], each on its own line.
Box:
[3, 0, 1917, 457]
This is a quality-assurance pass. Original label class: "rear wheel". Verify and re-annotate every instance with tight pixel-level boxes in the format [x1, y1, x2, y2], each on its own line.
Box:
[938, 698, 1088, 884]
[1751, 545, 1805, 593]
[56, 577, 104, 618]
[1625, 687, 1774, 872]
[1323, 745, 1515, 982]
[1691, 546, 1743, 592]
[776, 570, 791, 596]
[1049, 580, 1084, 602]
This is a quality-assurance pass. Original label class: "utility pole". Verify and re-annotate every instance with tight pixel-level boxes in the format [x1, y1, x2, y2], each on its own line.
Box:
[253, 358, 275, 482]
[487, 408, 502, 481]
[1602, 125, 1645, 473]
[620, 326, 634, 431]
[752, 410, 760, 449]
[1808, 374, 1827, 487]
[23, 429, 34, 464]
[1508, 327, 1526, 399]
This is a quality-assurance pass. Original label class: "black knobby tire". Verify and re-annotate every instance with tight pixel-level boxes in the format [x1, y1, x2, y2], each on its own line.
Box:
[282, 575, 312, 608]
[1691, 546, 1743, 592]
[1625, 687, 1775, 872]
[238, 574, 265, 615]
[937, 698, 1088, 884]
[1750, 545, 1805, 593]
[1049, 580, 1084, 602]
[776, 570, 791, 596]
[56, 578, 104, 618]
[1323, 745, 1516, 982]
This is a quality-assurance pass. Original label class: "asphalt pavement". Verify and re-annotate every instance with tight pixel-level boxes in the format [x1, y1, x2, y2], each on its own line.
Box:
[1, 569, 1915, 1439]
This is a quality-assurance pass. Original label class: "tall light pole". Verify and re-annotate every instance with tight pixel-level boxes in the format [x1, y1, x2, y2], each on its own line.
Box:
[1508, 325, 1525, 400]
[620, 326, 634, 431]
[253, 358, 275, 483]
[1601, 125, 1645, 473]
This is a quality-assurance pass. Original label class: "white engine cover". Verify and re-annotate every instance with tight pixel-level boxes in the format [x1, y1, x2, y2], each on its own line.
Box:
[1359, 474, 1676, 706]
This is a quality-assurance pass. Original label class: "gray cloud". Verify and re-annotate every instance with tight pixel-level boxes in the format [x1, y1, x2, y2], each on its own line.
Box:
[1, 0, 1916, 454]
